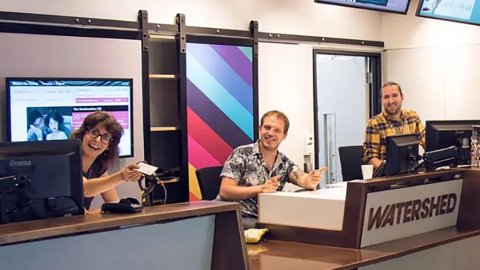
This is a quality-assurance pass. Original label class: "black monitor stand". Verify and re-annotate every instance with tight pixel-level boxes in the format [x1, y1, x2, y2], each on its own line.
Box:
[373, 160, 386, 178]
[0, 175, 17, 224]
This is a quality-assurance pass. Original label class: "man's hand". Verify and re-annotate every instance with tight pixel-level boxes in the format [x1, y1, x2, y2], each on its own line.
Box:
[260, 175, 281, 193]
[304, 167, 328, 190]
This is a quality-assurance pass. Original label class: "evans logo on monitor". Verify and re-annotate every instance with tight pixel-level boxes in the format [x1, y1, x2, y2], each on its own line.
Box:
[9, 160, 32, 167]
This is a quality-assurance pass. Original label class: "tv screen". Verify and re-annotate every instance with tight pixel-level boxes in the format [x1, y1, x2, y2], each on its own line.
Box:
[416, 0, 480, 25]
[6, 78, 134, 157]
[314, 0, 411, 14]
[0, 140, 84, 224]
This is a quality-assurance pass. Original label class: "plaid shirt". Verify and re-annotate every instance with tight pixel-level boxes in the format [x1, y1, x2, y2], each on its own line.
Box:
[363, 109, 425, 163]
[219, 141, 299, 217]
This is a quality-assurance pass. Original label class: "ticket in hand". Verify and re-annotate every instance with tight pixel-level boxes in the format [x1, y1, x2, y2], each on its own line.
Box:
[136, 161, 158, 176]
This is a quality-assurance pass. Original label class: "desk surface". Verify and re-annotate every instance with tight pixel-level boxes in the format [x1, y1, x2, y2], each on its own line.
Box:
[0, 200, 239, 246]
[248, 226, 480, 270]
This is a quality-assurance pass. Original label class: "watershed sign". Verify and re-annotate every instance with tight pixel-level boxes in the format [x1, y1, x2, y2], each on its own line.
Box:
[361, 179, 463, 247]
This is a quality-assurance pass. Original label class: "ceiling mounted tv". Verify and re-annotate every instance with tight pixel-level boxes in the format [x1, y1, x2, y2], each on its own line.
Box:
[6, 78, 134, 157]
[416, 0, 480, 25]
[314, 0, 411, 14]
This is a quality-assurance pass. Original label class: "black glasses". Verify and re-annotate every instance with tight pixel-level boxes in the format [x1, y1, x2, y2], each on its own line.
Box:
[87, 128, 113, 144]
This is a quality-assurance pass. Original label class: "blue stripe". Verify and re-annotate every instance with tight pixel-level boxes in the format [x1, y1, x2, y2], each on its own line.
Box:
[187, 43, 253, 113]
[239, 47, 253, 62]
[187, 55, 253, 139]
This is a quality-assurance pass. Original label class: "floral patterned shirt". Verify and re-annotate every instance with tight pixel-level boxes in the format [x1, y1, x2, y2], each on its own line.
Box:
[220, 141, 299, 217]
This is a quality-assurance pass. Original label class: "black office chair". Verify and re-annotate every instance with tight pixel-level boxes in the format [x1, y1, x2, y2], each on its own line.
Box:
[195, 166, 223, 200]
[338, 145, 364, 181]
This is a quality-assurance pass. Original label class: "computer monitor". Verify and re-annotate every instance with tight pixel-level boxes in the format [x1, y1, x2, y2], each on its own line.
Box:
[385, 134, 420, 176]
[0, 140, 84, 224]
[425, 120, 480, 165]
[423, 146, 458, 171]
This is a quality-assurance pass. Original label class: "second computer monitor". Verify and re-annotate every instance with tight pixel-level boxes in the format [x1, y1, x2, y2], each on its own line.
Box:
[425, 120, 480, 165]
[385, 133, 420, 176]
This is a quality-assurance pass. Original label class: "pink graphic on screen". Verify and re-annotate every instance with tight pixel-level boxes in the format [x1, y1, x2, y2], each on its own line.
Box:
[76, 98, 129, 103]
[72, 111, 129, 130]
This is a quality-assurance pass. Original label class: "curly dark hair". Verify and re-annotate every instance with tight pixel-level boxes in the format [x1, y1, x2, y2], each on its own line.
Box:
[71, 111, 124, 173]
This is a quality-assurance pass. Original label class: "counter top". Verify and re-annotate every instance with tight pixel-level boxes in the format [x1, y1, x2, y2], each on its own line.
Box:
[248, 226, 480, 270]
[0, 201, 239, 246]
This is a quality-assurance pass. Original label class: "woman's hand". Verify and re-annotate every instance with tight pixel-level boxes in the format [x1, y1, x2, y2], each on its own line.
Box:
[120, 164, 142, 182]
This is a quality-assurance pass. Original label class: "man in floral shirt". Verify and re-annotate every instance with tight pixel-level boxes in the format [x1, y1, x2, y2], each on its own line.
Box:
[219, 110, 327, 226]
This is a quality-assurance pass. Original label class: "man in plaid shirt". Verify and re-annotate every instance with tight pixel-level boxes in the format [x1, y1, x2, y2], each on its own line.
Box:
[363, 82, 425, 169]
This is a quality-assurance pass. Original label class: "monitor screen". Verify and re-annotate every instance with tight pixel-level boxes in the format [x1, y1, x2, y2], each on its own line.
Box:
[0, 140, 84, 224]
[385, 133, 420, 176]
[314, 0, 411, 14]
[416, 0, 480, 25]
[425, 120, 480, 165]
[6, 78, 133, 157]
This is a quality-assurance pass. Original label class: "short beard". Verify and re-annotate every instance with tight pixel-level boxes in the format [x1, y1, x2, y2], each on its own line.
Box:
[384, 105, 400, 117]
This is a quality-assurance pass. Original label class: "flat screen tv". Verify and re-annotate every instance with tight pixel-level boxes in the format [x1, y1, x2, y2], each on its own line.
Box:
[314, 0, 411, 14]
[416, 0, 480, 25]
[0, 140, 84, 224]
[6, 78, 134, 157]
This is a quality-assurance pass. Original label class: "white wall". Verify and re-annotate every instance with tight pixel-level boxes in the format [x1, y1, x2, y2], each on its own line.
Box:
[0, 0, 383, 168]
[381, 0, 480, 121]
[0, 0, 382, 40]
[259, 43, 314, 166]
[0, 33, 143, 207]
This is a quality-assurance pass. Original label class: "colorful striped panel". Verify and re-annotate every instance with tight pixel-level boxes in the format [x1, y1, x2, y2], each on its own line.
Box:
[187, 47, 253, 139]
[188, 43, 253, 111]
[187, 43, 254, 201]
[187, 79, 253, 145]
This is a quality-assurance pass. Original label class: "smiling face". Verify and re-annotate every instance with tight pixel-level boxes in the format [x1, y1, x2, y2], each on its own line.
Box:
[259, 115, 287, 152]
[382, 84, 404, 118]
[81, 124, 111, 160]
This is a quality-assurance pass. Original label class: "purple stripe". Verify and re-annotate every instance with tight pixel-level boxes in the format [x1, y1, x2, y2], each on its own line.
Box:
[211, 44, 252, 88]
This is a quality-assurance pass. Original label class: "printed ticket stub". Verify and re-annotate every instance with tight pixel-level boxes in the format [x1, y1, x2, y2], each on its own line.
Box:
[136, 162, 158, 176]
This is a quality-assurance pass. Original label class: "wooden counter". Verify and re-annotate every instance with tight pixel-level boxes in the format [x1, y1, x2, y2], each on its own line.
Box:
[248, 226, 480, 270]
[0, 201, 249, 270]
[251, 168, 480, 270]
